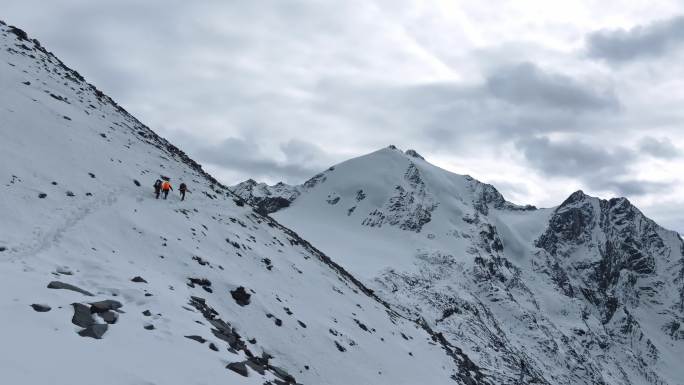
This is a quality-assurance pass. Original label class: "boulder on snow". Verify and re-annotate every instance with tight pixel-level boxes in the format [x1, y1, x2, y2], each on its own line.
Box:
[270, 365, 296, 383]
[98, 310, 119, 324]
[89, 299, 123, 313]
[131, 276, 148, 283]
[71, 303, 95, 328]
[185, 335, 207, 344]
[226, 361, 249, 377]
[245, 359, 265, 375]
[78, 323, 108, 339]
[55, 266, 73, 275]
[30, 304, 51, 312]
[230, 286, 251, 306]
[48, 281, 93, 296]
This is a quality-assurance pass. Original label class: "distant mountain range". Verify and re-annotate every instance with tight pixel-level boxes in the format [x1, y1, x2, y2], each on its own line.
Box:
[234, 145, 684, 385]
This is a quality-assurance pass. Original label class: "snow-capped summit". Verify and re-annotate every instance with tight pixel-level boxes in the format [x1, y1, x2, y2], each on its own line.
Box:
[234, 146, 684, 385]
[0, 22, 488, 385]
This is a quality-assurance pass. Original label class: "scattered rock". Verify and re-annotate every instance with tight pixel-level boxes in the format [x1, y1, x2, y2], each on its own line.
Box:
[89, 299, 123, 313]
[98, 310, 119, 324]
[187, 277, 212, 293]
[209, 342, 219, 351]
[297, 320, 307, 328]
[334, 341, 346, 352]
[0, 247, 6, 252]
[30, 304, 51, 312]
[226, 361, 249, 377]
[71, 303, 95, 328]
[192, 256, 209, 266]
[131, 276, 147, 283]
[185, 335, 207, 344]
[230, 286, 251, 306]
[144, 324, 155, 330]
[66, 191, 75, 197]
[133, 179, 141, 187]
[55, 266, 73, 275]
[246, 359, 266, 375]
[48, 281, 93, 296]
[88, 172, 96, 178]
[142, 310, 152, 316]
[271, 366, 296, 383]
[38, 193, 47, 199]
[78, 324, 108, 339]
[354, 318, 370, 332]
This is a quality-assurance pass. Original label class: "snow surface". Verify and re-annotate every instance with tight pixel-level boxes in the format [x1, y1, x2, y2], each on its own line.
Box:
[0, 22, 471, 385]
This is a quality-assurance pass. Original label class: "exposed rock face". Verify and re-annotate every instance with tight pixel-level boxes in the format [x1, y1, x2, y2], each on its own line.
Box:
[231, 179, 300, 215]
[361, 162, 437, 232]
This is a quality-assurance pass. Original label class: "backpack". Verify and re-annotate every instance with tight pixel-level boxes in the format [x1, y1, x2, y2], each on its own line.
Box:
[154, 180, 161, 188]
[180, 183, 186, 191]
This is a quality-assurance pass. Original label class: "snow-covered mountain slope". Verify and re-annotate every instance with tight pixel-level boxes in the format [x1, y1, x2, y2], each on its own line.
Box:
[0, 22, 489, 385]
[234, 146, 684, 385]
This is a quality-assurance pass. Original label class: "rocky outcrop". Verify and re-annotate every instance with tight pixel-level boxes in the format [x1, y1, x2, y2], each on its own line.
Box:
[362, 163, 437, 232]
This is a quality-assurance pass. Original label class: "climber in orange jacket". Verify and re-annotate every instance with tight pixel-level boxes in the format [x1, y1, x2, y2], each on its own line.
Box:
[161, 180, 173, 200]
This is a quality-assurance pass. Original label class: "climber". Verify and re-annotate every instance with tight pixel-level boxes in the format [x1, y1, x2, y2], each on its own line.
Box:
[153, 179, 162, 199]
[161, 179, 173, 200]
[179, 182, 189, 201]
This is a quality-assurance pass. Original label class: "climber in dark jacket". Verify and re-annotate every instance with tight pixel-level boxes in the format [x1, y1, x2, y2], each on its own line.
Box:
[153, 179, 162, 199]
[179, 183, 189, 201]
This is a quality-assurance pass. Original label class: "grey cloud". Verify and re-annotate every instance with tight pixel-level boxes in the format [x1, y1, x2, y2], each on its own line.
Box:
[197, 137, 330, 183]
[514, 136, 676, 197]
[486, 62, 618, 111]
[309, 62, 619, 157]
[515, 136, 635, 177]
[594, 179, 673, 196]
[516, 136, 678, 197]
[587, 15, 684, 62]
[638, 136, 681, 159]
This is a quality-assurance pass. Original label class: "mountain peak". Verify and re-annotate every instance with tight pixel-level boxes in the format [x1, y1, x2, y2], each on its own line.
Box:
[405, 149, 425, 160]
[560, 189, 592, 206]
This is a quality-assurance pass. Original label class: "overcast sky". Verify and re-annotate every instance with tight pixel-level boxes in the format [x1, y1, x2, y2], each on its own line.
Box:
[4, 1, 684, 233]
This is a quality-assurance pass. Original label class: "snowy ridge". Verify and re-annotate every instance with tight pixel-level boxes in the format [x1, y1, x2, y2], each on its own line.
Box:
[237, 146, 684, 384]
[0, 21, 490, 385]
